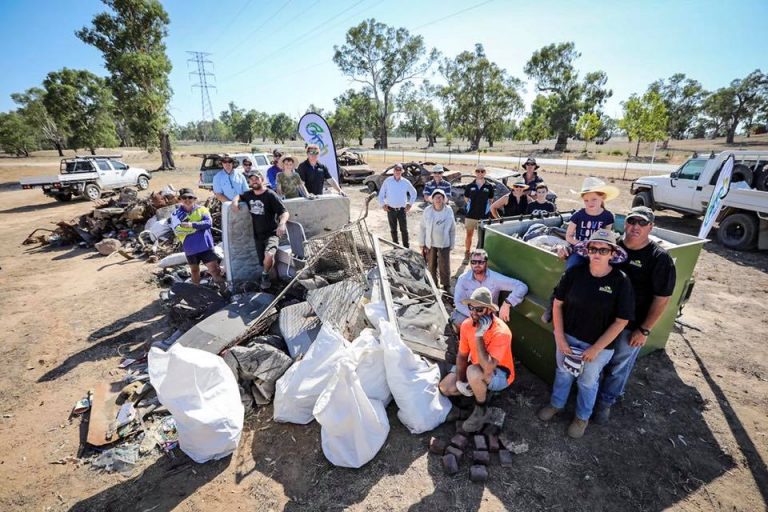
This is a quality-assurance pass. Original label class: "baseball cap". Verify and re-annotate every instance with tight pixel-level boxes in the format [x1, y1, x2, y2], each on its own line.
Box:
[626, 206, 654, 223]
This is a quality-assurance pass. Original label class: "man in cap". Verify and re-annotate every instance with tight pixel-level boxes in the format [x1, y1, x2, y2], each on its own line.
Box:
[419, 188, 455, 291]
[594, 206, 676, 423]
[423, 164, 452, 204]
[232, 170, 289, 290]
[439, 287, 515, 432]
[266, 149, 283, 189]
[463, 165, 495, 259]
[297, 144, 345, 196]
[171, 188, 226, 291]
[213, 155, 249, 203]
[452, 248, 528, 328]
[378, 163, 418, 247]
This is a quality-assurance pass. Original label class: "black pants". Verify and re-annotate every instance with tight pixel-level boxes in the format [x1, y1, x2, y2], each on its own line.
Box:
[387, 207, 409, 247]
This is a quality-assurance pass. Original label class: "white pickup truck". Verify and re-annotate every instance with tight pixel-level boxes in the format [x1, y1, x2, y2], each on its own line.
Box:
[19, 155, 152, 202]
[630, 150, 768, 250]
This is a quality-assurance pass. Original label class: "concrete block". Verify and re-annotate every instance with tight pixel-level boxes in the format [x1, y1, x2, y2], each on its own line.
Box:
[487, 434, 500, 453]
[450, 434, 468, 450]
[445, 445, 463, 459]
[472, 450, 490, 465]
[473, 435, 487, 451]
[429, 437, 447, 455]
[499, 449, 513, 467]
[442, 453, 459, 475]
[470, 464, 488, 482]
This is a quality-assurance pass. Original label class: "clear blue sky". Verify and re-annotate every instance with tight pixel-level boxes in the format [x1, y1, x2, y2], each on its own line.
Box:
[1, 0, 765, 125]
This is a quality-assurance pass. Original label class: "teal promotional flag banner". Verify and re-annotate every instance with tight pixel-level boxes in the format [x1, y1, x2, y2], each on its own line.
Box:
[698, 154, 734, 239]
[298, 113, 340, 183]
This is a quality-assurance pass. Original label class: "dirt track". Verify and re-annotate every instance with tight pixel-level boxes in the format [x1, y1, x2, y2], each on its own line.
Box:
[0, 152, 766, 511]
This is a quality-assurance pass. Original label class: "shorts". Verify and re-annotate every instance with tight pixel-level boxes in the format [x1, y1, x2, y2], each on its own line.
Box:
[186, 249, 219, 266]
[465, 217, 481, 230]
[450, 365, 510, 392]
[254, 232, 280, 262]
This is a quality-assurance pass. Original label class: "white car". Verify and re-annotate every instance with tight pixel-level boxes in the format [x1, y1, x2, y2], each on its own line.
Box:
[195, 152, 272, 190]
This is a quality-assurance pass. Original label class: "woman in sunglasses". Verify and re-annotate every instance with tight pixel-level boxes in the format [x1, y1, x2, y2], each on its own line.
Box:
[537, 229, 634, 439]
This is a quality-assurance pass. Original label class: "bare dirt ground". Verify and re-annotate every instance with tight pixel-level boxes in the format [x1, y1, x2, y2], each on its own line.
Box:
[0, 150, 766, 512]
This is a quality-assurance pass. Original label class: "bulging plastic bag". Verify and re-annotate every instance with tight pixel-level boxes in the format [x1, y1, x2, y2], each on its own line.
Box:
[379, 319, 451, 434]
[313, 359, 389, 468]
[349, 328, 391, 404]
[148, 343, 244, 463]
[273, 324, 349, 424]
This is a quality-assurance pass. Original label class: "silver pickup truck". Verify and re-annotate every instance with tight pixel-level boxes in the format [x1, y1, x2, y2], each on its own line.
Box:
[630, 150, 768, 250]
[19, 155, 151, 201]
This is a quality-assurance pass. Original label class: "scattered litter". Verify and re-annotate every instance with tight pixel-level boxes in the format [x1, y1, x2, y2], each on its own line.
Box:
[72, 397, 91, 415]
[677, 434, 688, 447]
[91, 445, 139, 475]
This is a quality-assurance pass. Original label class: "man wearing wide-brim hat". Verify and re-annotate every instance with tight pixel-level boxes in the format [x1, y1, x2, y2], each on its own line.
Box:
[439, 286, 515, 433]
[213, 155, 249, 203]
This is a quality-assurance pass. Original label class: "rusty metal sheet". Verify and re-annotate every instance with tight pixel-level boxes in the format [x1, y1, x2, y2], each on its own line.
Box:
[86, 381, 123, 447]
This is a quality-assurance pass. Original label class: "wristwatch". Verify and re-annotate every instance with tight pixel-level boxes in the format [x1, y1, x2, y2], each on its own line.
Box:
[638, 326, 651, 336]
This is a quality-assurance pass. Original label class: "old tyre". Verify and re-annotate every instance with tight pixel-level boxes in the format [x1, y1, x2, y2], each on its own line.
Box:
[731, 164, 753, 187]
[137, 175, 150, 190]
[716, 213, 758, 250]
[632, 190, 653, 209]
[84, 183, 102, 201]
[756, 166, 768, 191]
[54, 192, 72, 202]
[366, 181, 378, 193]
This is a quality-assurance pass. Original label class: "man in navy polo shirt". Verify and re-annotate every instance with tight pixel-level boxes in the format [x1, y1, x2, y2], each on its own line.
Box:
[297, 144, 345, 196]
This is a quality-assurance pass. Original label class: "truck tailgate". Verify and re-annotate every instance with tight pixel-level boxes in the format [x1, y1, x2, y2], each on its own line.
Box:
[19, 173, 99, 187]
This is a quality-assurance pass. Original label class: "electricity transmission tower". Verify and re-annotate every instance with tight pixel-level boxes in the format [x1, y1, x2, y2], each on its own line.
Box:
[187, 51, 216, 137]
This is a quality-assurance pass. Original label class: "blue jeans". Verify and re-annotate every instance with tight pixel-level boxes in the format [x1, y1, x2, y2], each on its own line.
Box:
[598, 329, 638, 406]
[450, 365, 510, 392]
[564, 251, 587, 271]
[550, 334, 614, 421]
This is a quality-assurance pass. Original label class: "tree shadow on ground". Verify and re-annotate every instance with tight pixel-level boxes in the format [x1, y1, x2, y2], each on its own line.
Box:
[0, 200, 74, 214]
[69, 453, 231, 512]
[38, 302, 168, 383]
[408, 350, 738, 511]
[654, 216, 768, 273]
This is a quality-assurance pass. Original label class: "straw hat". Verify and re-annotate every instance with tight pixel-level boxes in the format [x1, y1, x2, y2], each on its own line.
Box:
[461, 287, 499, 312]
[578, 177, 620, 202]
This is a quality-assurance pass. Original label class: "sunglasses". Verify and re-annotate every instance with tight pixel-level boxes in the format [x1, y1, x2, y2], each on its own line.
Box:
[626, 217, 651, 227]
[467, 305, 487, 312]
[307, 150, 319, 155]
[587, 247, 613, 255]
[181, 196, 196, 200]
[536, 189, 548, 193]
[512, 185, 526, 189]
[243, 163, 252, 167]
[470, 259, 487, 265]
[475, 169, 486, 173]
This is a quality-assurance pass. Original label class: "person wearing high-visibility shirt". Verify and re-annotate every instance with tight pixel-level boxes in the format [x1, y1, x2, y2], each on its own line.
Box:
[171, 188, 226, 291]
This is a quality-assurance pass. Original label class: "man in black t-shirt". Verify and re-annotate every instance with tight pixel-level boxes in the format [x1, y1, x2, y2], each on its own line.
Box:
[233, 171, 289, 290]
[463, 166, 495, 259]
[296, 144, 345, 196]
[594, 206, 676, 423]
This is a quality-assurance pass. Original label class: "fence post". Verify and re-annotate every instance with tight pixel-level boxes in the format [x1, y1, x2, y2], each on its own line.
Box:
[622, 158, 629, 181]
[448, 148, 451, 165]
[401, 148, 404, 162]
[517, 151, 522, 169]
[565, 156, 569, 176]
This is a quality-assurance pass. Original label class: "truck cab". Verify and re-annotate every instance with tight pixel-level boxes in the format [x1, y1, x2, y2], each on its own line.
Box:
[195, 153, 272, 190]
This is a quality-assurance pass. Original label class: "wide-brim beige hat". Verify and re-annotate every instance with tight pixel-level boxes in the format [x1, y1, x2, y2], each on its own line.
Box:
[579, 177, 620, 202]
[461, 286, 499, 312]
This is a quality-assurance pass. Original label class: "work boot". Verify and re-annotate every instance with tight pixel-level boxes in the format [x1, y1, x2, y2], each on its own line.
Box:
[567, 418, 589, 439]
[260, 272, 271, 291]
[592, 403, 611, 425]
[537, 405, 562, 422]
[462, 403, 490, 433]
[446, 406, 471, 422]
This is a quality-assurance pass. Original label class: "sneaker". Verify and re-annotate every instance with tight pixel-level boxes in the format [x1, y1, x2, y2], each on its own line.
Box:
[567, 418, 589, 439]
[592, 404, 611, 425]
[462, 404, 490, 433]
[537, 405, 562, 422]
[260, 273, 271, 291]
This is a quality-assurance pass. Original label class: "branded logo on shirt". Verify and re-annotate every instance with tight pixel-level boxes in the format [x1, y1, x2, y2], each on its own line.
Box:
[249, 199, 265, 215]
[598, 285, 613, 294]
[629, 259, 643, 268]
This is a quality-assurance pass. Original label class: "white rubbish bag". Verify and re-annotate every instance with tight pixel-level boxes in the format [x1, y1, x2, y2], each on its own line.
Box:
[379, 319, 451, 434]
[148, 343, 244, 463]
[273, 324, 349, 424]
[349, 328, 391, 404]
[313, 359, 389, 468]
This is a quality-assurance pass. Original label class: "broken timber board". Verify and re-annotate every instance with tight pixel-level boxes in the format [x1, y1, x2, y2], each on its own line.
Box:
[86, 381, 123, 447]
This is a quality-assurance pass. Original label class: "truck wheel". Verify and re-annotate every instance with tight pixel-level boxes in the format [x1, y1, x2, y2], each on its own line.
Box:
[716, 213, 758, 250]
[367, 182, 378, 193]
[632, 191, 653, 209]
[54, 192, 72, 202]
[84, 183, 102, 201]
[731, 164, 753, 187]
[137, 175, 150, 190]
[756, 167, 768, 191]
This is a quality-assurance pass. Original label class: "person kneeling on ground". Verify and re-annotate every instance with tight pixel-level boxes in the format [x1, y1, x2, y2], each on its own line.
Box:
[232, 171, 289, 290]
[537, 229, 634, 439]
[171, 188, 226, 291]
[439, 287, 515, 433]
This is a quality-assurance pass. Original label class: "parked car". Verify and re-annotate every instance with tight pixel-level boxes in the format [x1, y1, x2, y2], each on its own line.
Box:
[630, 150, 768, 250]
[19, 155, 151, 201]
[337, 148, 374, 184]
[195, 152, 272, 190]
[363, 162, 460, 193]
